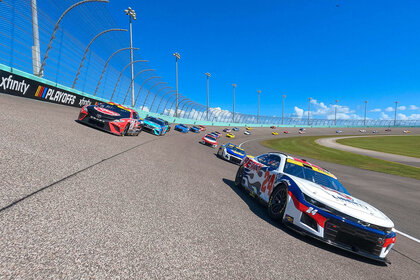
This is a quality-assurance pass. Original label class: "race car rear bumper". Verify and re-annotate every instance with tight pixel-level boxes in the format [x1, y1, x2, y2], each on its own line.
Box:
[78, 114, 123, 135]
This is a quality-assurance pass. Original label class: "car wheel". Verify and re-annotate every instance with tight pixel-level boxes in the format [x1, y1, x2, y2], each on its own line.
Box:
[122, 124, 130, 136]
[217, 148, 223, 158]
[234, 166, 244, 187]
[268, 184, 288, 221]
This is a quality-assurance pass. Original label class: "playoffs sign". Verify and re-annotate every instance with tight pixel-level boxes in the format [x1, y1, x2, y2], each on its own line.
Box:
[0, 69, 102, 108]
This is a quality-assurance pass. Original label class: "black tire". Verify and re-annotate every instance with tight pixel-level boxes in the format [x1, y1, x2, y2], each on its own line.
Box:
[122, 124, 130, 136]
[234, 166, 244, 187]
[268, 184, 288, 221]
[217, 148, 223, 158]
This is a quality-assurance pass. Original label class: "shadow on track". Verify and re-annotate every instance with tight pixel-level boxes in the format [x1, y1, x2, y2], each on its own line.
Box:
[222, 178, 387, 266]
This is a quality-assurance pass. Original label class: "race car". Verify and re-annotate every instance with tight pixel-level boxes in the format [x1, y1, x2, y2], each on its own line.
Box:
[143, 116, 169, 136]
[359, 129, 366, 133]
[283, 131, 289, 134]
[209, 132, 219, 138]
[235, 154, 396, 262]
[336, 130, 343, 134]
[226, 133, 235, 138]
[372, 130, 377, 134]
[385, 128, 391, 132]
[403, 130, 411, 134]
[174, 124, 189, 133]
[190, 126, 201, 133]
[77, 102, 142, 136]
[200, 133, 218, 148]
[298, 130, 306, 134]
[270, 126, 277, 129]
[244, 130, 251, 135]
[213, 131, 222, 138]
[233, 127, 239, 131]
[199, 125, 206, 131]
[272, 132, 279, 135]
[246, 127, 252, 130]
[223, 128, 232, 133]
[217, 143, 246, 165]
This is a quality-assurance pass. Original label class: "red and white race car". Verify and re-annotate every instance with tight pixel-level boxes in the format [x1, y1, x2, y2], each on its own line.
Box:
[78, 102, 142, 136]
[200, 133, 218, 148]
[199, 125, 206, 131]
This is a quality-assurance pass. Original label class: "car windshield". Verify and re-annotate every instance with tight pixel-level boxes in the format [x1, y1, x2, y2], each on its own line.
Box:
[206, 135, 216, 140]
[283, 162, 349, 195]
[145, 117, 165, 126]
[228, 146, 244, 154]
[98, 103, 131, 118]
[179, 124, 187, 128]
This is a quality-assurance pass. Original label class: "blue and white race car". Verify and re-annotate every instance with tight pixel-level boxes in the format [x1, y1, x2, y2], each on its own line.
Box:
[217, 143, 246, 165]
[190, 126, 201, 133]
[175, 124, 189, 133]
[142, 116, 169, 136]
[235, 153, 396, 262]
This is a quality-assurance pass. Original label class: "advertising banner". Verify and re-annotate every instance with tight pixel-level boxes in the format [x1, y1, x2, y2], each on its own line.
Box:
[0, 69, 102, 108]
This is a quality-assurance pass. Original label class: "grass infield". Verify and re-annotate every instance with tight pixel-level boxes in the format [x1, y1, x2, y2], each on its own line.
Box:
[336, 135, 420, 158]
[261, 136, 420, 180]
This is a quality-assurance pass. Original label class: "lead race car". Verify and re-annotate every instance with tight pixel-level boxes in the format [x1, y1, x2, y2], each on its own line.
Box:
[77, 102, 142, 136]
[234, 153, 396, 262]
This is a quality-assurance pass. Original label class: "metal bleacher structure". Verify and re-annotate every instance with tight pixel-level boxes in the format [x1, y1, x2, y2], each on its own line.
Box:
[1, 0, 418, 127]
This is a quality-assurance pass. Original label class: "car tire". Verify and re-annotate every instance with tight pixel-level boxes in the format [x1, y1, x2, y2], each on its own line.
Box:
[122, 124, 130, 136]
[234, 166, 244, 187]
[268, 184, 288, 221]
[217, 148, 223, 158]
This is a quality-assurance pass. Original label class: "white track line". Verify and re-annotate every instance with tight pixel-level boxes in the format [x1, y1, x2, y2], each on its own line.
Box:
[395, 230, 420, 243]
[239, 137, 420, 244]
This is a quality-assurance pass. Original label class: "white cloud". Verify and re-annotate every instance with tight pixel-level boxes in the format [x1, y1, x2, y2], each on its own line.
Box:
[380, 112, 390, 119]
[369, 108, 381, 112]
[397, 106, 406, 111]
[397, 113, 420, 120]
[384, 107, 394, 112]
[409, 105, 419, 110]
[294, 106, 304, 118]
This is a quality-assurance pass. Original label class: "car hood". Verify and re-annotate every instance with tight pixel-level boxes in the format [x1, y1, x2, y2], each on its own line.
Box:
[144, 120, 161, 128]
[226, 148, 245, 158]
[290, 175, 394, 228]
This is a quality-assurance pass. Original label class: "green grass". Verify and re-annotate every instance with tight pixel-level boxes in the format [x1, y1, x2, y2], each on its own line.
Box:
[261, 136, 420, 180]
[336, 135, 420, 158]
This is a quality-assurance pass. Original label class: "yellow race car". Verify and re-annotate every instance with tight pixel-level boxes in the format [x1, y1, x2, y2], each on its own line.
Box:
[246, 127, 252, 130]
[272, 132, 279, 135]
[226, 133, 235, 138]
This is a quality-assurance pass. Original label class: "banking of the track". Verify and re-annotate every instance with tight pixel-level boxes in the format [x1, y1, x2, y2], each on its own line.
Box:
[1, 94, 419, 279]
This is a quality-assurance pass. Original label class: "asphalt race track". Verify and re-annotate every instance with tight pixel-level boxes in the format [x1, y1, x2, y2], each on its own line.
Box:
[1, 94, 419, 279]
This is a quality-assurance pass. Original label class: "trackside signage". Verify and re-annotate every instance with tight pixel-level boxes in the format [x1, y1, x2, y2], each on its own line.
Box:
[0, 69, 101, 108]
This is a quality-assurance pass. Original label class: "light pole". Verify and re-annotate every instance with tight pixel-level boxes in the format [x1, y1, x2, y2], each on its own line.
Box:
[257, 90, 261, 124]
[124, 7, 136, 107]
[123, 69, 155, 104]
[394, 101, 398, 126]
[364, 100, 368, 126]
[73, 28, 127, 88]
[205, 72, 211, 121]
[94, 47, 139, 96]
[282, 95, 286, 125]
[308, 97, 312, 126]
[334, 100, 338, 126]
[173, 52, 181, 117]
[232, 84, 237, 123]
[31, 0, 41, 75]
[38, 0, 109, 77]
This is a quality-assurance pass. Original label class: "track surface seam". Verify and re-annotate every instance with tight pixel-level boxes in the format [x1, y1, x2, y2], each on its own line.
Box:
[0, 137, 161, 214]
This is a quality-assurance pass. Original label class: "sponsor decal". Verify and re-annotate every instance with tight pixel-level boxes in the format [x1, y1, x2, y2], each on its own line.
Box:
[285, 215, 294, 223]
[0, 75, 30, 95]
[94, 106, 120, 116]
[34, 85, 76, 105]
[0, 69, 102, 108]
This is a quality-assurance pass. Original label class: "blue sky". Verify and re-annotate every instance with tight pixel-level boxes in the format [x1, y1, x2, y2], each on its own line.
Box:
[107, 0, 420, 120]
[3, 0, 419, 120]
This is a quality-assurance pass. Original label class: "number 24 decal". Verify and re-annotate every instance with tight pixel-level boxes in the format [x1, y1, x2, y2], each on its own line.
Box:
[261, 171, 275, 195]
